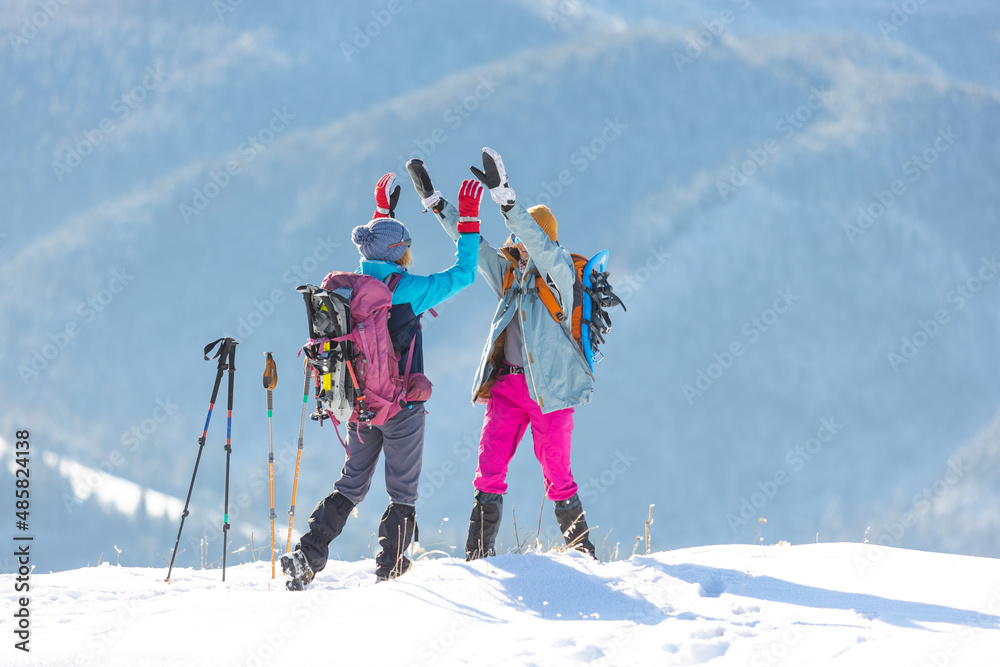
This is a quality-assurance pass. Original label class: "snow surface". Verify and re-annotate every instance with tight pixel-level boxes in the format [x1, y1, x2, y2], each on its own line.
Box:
[3, 543, 1000, 666]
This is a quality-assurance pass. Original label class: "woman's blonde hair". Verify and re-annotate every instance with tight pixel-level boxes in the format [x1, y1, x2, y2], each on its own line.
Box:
[395, 248, 413, 269]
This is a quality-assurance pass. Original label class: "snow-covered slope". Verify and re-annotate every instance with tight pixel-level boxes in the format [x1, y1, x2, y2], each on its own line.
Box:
[3, 544, 1000, 666]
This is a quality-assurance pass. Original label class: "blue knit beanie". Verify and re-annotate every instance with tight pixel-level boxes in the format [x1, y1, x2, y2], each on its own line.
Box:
[352, 217, 411, 263]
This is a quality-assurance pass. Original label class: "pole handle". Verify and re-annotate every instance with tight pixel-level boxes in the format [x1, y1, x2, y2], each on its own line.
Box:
[263, 352, 278, 390]
[205, 337, 238, 368]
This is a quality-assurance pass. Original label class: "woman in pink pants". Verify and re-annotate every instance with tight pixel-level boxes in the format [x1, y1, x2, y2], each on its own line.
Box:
[475, 370, 577, 502]
[456, 148, 599, 560]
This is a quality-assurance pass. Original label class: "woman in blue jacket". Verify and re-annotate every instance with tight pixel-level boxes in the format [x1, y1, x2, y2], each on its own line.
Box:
[283, 172, 482, 589]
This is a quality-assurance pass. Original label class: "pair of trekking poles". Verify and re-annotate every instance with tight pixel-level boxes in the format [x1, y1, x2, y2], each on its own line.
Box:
[165, 338, 311, 583]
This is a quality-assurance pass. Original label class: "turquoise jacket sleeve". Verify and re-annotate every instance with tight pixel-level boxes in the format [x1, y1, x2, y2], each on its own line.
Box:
[435, 199, 506, 299]
[392, 231, 478, 315]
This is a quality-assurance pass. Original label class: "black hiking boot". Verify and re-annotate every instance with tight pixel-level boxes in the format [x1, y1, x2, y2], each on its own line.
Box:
[375, 503, 417, 581]
[297, 491, 355, 574]
[554, 493, 597, 559]
[281, 550, 315, 591]
[465, 490, 503, 561]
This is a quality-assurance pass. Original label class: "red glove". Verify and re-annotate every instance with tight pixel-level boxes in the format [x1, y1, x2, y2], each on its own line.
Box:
[457, 179, 484, 234]
[373, 172, 400, 219]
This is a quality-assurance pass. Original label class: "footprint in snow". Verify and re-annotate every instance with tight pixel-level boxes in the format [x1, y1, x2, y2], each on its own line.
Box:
[676, 640, 729, 663]
[689, 625, 727, 640]
[697, 576, 726, 598]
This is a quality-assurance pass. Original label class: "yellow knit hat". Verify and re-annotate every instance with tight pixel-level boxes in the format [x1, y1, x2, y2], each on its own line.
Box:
[527, 205, 558, 242]
[500, 205, 559, 263]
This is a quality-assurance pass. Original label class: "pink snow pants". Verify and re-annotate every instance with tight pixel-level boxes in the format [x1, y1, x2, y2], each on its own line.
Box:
[474, 372, 578, 501]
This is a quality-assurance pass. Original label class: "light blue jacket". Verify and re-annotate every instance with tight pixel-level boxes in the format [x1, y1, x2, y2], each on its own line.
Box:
[434, 200, 594, 413]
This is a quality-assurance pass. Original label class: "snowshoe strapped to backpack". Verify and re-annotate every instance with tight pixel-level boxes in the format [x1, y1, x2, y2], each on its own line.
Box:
[297, 282, 354, 423]
[297, 272, 417, 427]
[502, 249, 626, 372]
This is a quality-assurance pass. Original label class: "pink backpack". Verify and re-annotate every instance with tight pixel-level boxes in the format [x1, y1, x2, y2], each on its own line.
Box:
[298, 272, 430, 432]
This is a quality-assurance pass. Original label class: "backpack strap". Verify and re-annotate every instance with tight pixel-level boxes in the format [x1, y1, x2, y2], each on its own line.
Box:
[384, 271, 439, 318]
[402, 330, 418, 397]
[533, 274, 566, 323]
[384, 272, 404, 293]
[505, 263, 566, 325]
[502, 264, 516, 294]
[384, 271, 423, 395]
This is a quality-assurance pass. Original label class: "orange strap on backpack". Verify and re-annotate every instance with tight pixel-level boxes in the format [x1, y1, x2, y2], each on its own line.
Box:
[502, 262, 582, 341]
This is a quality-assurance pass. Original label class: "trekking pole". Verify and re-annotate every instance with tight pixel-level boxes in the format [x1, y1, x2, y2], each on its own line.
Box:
[286, 362, 312, 554]
[221, 340, 238, 582]
[166, 337, 234, 583]
[263, 352, 278, 579]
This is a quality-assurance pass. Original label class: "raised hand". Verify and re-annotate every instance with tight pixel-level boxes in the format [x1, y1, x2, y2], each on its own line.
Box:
[373, 172, 401, 219]
[457, 179, 484, 234]
[470, 147, 515, 206]
[406, 159, 443, 212]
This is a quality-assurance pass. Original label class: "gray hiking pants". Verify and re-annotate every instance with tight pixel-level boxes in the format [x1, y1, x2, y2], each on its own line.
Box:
[334, 403, 426, 506]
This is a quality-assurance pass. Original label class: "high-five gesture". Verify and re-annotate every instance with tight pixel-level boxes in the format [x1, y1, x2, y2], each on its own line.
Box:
[406, 158, 443, 212]
[373, 172, 401, 219]
[470, 147, 515, 206]
[457, 179, 484, 234]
